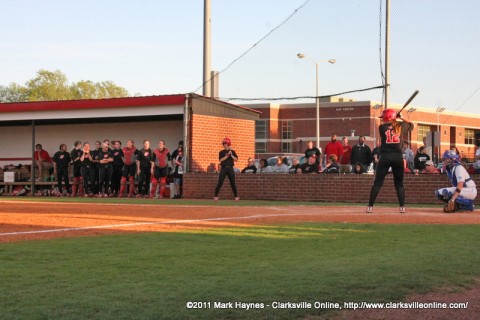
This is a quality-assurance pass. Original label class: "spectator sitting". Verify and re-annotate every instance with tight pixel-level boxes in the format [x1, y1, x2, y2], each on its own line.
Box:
[289, 157, 301, 173]
[421, 160, 440, 174]
[403, 159, 411, 173]
[34, 144, 53, 181]
[305, 140, 322, 165]
[273, 156, 289, 173]
[323, 154, 340, 173]
[241, 158, 257, 173]
[402, 141, 415, 173]
[301, 155, 319, 173]
[414, 146, 430, 171]
[353, 162, 366, 174]
[258, 159, 273, 173]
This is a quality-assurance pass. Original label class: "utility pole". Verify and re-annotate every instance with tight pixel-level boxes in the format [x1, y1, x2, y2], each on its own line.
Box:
[203, 0, 211, 97]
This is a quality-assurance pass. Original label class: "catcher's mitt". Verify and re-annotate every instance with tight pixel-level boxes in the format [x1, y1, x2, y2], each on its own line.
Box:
[444, 200, 456, 213]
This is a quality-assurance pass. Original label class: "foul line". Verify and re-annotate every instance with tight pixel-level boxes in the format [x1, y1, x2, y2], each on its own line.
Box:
[0, 212, 315, 237]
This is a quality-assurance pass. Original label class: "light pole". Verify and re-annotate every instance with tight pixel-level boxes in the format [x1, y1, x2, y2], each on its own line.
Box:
[436, 107, 446, 165]
[297, 53, 336, 150]
[372, 104, 382, 143]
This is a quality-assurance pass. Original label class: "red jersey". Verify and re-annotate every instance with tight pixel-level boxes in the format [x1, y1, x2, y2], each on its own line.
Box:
[324, 141, 343, 159]
[34, 150, 52, 163]
[152, 148, 171, 168]
[122, 147, 138, 166]
[340, 145, 352, 165]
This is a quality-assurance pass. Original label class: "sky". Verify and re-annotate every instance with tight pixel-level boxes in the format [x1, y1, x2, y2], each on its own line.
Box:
[1, 0, 480, 115]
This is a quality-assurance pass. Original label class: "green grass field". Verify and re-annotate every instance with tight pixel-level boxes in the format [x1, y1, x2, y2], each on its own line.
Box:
[0, 196, 437, 208]
[1, 222, 480, 320]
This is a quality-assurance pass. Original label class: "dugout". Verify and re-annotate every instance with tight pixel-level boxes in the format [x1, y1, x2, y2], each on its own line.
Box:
[0, 94, 260, 181]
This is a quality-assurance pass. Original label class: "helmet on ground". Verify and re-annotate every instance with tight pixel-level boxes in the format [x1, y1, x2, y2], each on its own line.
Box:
[222, 137, 231, 146]
[379, 108, 397, 122]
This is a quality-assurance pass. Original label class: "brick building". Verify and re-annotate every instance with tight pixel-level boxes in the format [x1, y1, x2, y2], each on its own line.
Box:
[0, 94, 259, 174]
[244, 97, 480, 162]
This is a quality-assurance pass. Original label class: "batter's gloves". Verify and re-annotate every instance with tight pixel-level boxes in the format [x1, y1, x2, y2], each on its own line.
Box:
[443, 200, 456, 213]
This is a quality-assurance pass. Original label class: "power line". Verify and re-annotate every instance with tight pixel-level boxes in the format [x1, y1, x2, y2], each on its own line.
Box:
[222, 85, 384, 102]
[191, 0, 311, 94]
[440, 85, 480, 125]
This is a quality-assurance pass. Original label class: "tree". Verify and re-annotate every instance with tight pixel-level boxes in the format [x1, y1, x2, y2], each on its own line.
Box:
[0, 69, 130, 103]
[0, 83, 28, 103]
[25, 69, 72, 101]
[70, 80, 129, 100]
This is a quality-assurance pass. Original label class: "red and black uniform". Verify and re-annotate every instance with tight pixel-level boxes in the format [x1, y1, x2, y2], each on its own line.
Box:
[150, 147, 171, 198]
[136, 147, 153, 196]
[368, 121, 413, 207]
[110, 148, 124, 196]
[53, 150, 71, 194]
[80, 151, 95, 195]
[90, 147, 100, 194]
[97, 149, 114, 195]
[119, 146, 138, 197]
[214, 149, 238, 197]
[70, 148, 84, 196]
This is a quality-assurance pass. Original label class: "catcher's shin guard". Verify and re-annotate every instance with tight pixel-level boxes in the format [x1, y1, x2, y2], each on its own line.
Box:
[150, 178, 159, 198]
[435, 190, 444, 201]
[78, 177, 84, 196]
[71, 178, 78, 197]
[442, 189, 453, 202]
[128, 176, 135, 196]
[119, 177, 127, 197]
[159, 177, 167, 199]
[455, 196, 475, 211]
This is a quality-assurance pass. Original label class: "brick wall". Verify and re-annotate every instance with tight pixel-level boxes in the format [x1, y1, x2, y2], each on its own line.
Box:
[184, 173, 480, 205]
[189, 114, 255, 173]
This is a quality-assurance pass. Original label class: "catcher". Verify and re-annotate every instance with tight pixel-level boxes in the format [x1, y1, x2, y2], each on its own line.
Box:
[435, 150, 476, 213]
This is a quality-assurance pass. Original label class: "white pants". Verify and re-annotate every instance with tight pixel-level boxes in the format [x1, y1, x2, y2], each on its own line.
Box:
[436, 186, 477, 200]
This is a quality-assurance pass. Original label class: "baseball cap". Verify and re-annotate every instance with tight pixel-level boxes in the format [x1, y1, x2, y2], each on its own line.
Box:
[425, 160, 434, 166]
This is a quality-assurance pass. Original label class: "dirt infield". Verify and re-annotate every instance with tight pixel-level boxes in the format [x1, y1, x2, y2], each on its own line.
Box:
[1, 200, 479, 243]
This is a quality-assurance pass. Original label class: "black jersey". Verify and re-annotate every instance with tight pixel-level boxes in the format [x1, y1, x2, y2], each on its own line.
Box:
[81, 152, 94, 167]
[53, 151, 71, 168]
[71, 148, 83, 166]
[137, 148, 153, 168]
[219, 149, 237, 167]
[379, 122, 413, 154]
[97, 149, 114, 166]
[112, 149, 124, 167]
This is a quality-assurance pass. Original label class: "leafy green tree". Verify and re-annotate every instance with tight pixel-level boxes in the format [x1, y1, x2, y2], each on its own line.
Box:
[25, 69, 72, 101]
[70, 80, 129, 100]
[0, 83, 28, 103]
[0, 69, 130, 102]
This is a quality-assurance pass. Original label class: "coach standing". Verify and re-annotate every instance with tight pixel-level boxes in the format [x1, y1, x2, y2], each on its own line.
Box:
[214, 138, 239, 201]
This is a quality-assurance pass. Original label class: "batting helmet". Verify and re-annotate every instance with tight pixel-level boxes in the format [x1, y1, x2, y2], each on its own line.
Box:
[379, 108, 397, 122]
[222, 137, 231, 146]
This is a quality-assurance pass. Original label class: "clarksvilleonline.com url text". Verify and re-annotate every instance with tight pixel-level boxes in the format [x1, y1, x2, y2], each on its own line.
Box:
[186, 301, 469, 310]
